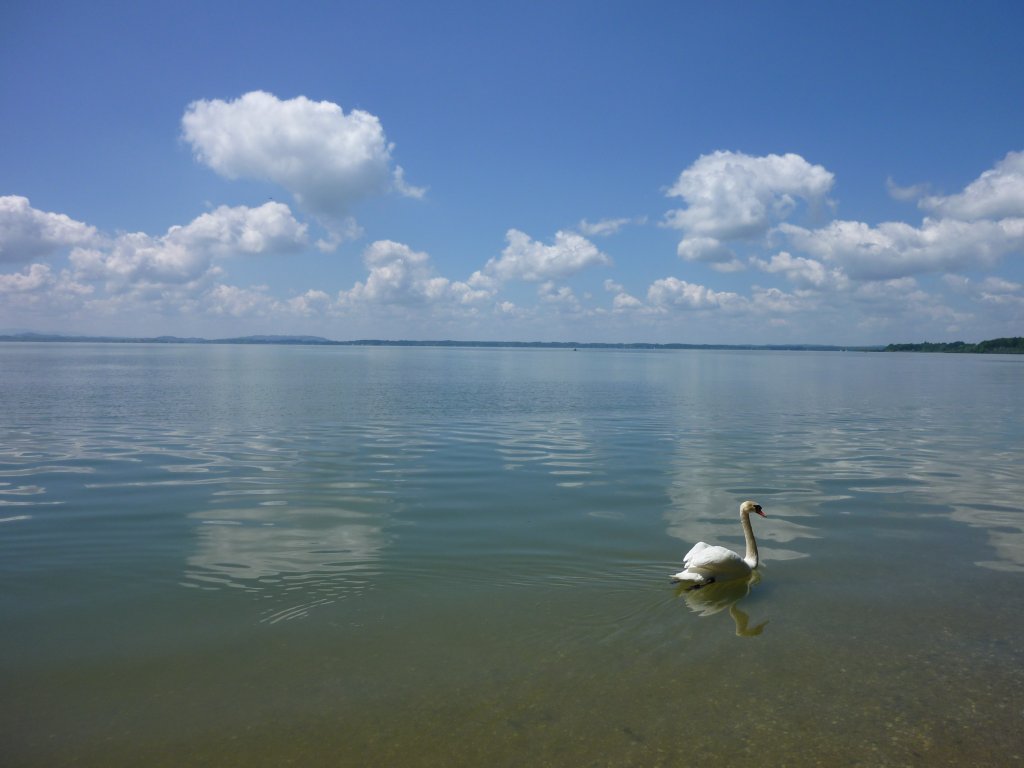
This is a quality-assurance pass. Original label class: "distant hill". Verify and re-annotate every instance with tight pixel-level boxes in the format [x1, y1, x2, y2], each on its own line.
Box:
[0, 333, 337, 345]
[885, 337, 1024, 354]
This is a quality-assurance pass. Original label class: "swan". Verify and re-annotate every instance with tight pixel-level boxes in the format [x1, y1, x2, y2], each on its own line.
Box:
[671, 500, 766, 586]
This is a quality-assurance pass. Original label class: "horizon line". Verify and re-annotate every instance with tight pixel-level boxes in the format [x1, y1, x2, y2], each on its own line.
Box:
[0, 331, 891, 351]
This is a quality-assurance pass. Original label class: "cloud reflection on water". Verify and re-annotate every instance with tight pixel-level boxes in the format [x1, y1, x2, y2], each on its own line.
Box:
[0, 419, 414, 622]
[179, 424, 438, 621]
[660, 374, 1024, 575]
[186, 505, 389, 623]
[495, 417, 600, 488]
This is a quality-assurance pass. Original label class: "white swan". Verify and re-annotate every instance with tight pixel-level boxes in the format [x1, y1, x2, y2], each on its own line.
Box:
[671, 501, 766, 586]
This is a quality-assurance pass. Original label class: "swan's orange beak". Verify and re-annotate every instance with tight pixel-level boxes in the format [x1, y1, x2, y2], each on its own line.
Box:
[755, 506, 766, 517]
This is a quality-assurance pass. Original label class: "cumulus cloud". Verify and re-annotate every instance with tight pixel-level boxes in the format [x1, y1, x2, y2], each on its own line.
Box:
[920, 150, 1024, 221]
[675, 236, 741, 271]
[751, 251, 849, 290]
[286, 289, 332, 316]
[71, 233, 210, 286]
[6, 131, 1023, 342]
[0, 263, 54, 293]
[611, 291, 643, 311]
[844, 278, 972, 329]
[778, 216, 1024, 281]
[70, 202, 309, 287]
[182, 91, 422, 219]
[537, 281, 581, 311]
[206, 284, 279, 317]
[647, 277, 742, 311]
[0, 196, 97, 263]
[944, 275, 1024, 311]
[478, 229, 610, 284]
[173, 202, 309, 257]
[0, 263, 92, 318]
[339, 240, 488, 309]
[762, 151, 1024, 290]
[600, 278, 644, 312]
[665, 151, 834, 243]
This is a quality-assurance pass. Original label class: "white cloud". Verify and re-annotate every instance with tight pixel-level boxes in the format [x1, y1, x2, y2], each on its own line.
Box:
[756, 150, 1024, 324]
[496, 300, 524, 318]
[0, 263, 53, 293]
[779, 216, 1024, 281]
[886, 177, 931, 202]
[339, 240, 489, 309]
[920, 150, 1024, 220]
[979, 276, 1022, 294]
[71, 233, 209, 286]
[849, 278, 971, 328]
[286, 289, 332, 316]
[665, 151, 834, 242]
[0, 196, 97, 263]
[537, 281, 581, 310]
[611, 291, 643, 311]
[0, 263, 92, 317]
[481, 229, 610, 283]
[6, 133, 1024, 343]
[943, 275, 1024, 309]
[676, 236, 741, 271]
[207, 284, 278, 317]
[751, 251, 849, 290]
[70, 202, 309, 287]
[392, 165, 427, 200]
[602, 279, 644, 312]
[182, 91, 421, 219]
[578, 217, 629, 237]
[749, 286, 805, 315]
[981, 288, 1024, 308]
[173, 202, 309, 257]
[577, 216, 645, 237]
[647, 277, 742, 311]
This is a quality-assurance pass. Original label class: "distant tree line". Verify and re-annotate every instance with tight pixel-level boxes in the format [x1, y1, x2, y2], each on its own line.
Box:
[885, 337, 1024, 353]
[0, 332, 880, 351]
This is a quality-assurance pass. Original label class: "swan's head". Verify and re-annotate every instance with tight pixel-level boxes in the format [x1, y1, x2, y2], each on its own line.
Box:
[741, 500, 766, 518]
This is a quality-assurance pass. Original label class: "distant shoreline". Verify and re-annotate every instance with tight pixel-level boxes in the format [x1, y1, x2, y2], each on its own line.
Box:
[883, 337, 1023, 354]
[1, 332, 1020, 353]
[0, 332, 882, 352]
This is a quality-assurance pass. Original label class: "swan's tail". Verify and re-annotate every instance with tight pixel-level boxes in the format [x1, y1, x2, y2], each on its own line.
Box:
[670, 569, 713, 586]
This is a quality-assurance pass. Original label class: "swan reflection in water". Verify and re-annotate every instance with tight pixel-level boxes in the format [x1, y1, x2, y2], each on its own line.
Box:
[674, 570, 768, 637]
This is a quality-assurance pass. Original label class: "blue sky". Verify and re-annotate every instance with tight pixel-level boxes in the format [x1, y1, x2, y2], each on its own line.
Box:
[2, 0, 1022, 343]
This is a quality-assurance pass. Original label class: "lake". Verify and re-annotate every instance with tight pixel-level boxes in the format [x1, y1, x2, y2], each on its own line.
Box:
[1, 342, 1022, 766]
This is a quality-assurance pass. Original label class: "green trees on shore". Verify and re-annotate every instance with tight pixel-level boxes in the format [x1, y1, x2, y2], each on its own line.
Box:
[885, 337, 1024, 353]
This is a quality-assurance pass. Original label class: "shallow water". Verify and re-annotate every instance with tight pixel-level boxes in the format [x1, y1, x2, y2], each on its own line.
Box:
[1, 343, 1022, 766]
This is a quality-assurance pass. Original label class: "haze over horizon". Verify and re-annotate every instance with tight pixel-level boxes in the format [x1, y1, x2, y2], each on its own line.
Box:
[2, 1, 1022, 345]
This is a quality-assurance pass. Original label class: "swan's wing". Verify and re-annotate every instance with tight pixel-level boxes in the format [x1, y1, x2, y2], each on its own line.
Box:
[682, 542, 744, 570]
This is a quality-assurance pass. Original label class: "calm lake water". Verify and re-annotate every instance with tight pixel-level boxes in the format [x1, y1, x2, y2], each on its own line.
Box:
[2, 343, 1022, 766]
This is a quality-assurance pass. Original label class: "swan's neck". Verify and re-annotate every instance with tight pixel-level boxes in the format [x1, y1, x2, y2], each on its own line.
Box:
[741, 511, 759, 569]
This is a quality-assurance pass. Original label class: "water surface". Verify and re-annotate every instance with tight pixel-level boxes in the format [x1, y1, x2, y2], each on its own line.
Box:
[2, 343, 1022, 766]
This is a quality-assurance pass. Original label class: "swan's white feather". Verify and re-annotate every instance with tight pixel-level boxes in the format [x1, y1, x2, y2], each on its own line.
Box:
[670, 501, 765, 584]
[671, 541, 751, 583]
